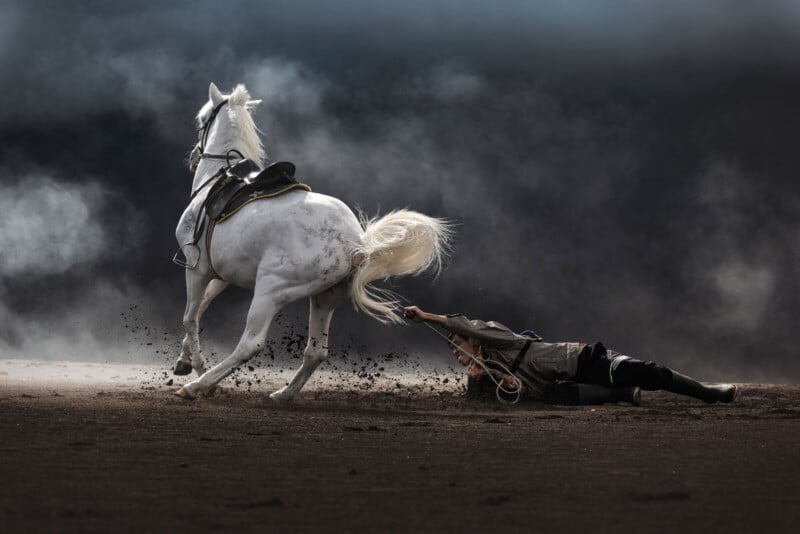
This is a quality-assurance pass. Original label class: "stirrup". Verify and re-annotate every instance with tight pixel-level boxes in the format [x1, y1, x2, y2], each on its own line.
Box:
[172, 243, 201, 269]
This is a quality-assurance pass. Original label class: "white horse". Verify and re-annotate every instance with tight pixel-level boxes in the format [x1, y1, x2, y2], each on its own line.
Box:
[173, 82, 451, 402]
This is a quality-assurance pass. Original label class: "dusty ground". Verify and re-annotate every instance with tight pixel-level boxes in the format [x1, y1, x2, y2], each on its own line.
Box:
[1, 359, 799, 533]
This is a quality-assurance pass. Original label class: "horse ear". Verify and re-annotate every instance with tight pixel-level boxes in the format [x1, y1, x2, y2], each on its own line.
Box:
[209, 82, 224, 105]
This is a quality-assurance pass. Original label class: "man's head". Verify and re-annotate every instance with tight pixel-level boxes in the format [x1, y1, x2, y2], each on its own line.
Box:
[448, 333, 481, 366]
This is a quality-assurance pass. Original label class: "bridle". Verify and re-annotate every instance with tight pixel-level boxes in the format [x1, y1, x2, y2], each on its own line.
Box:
[192, 99, 244, 170]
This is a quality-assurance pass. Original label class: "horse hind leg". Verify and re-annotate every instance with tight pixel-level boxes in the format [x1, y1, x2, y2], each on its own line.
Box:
[174, 277, 228, 376]
[269, 281, 348, 404]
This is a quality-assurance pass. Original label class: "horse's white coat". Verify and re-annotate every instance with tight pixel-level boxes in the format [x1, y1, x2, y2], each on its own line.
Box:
[174, 83, 451, 402]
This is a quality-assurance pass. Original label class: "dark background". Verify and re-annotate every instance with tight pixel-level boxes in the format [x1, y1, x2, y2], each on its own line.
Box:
[1, 0, 798, 381]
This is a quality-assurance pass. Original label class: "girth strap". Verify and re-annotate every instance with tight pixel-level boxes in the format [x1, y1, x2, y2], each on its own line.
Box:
[204, 218, 223, 280]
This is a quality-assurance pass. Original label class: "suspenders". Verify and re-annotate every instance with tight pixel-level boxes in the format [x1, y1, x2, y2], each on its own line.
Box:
[509, 339, 533, 374]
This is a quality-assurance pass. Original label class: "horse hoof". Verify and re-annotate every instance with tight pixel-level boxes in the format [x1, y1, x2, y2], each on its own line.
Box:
[174, 361, 193, 376]
[268, 388, 293, 404]
[174, 387, 196, 400]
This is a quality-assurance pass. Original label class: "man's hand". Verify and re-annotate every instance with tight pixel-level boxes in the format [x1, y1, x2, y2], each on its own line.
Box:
[492, 371, 523, 392]
[403, 306, 448, 326]
[403, 306, 427, 322]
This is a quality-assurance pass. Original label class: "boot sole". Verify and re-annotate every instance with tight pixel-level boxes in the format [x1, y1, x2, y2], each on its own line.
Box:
[631, 387, 642, 406]
[704, 384, 738, 404]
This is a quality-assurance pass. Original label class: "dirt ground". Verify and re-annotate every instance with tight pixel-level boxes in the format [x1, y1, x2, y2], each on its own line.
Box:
[1, 360, 799, 533]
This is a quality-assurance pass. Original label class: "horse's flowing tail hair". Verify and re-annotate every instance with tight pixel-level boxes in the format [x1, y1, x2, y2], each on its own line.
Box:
[350, 209, 453, 324]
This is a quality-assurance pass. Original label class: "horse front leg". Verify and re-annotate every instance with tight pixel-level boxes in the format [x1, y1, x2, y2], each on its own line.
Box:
[174, 275, 226, 376]
[269, 281, 347, 404]
[176, 283, 282, 399]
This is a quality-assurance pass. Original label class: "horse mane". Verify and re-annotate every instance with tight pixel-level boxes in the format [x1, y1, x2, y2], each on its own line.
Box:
[196, 84, 266, 164]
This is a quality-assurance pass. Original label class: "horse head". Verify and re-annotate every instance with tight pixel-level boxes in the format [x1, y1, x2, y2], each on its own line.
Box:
[189, 83, 265, 192]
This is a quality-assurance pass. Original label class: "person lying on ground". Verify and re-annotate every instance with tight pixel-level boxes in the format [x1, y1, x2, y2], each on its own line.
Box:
[402, 306, 737, 405]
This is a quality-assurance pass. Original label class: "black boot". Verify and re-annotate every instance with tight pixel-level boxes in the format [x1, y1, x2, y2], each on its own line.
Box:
[577, 384, 641, 406]
[667, 371, 737, 404]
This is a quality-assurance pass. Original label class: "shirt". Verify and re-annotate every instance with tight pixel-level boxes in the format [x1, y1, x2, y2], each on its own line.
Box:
[445, 314, 585, 400]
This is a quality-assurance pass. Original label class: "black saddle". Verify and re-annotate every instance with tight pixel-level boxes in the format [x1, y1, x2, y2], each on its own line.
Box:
[226, 158, 262, 181]
[205, 160, 309, 221]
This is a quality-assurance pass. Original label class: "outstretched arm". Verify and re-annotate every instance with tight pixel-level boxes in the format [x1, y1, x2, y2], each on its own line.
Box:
[404, 306, 520, 348]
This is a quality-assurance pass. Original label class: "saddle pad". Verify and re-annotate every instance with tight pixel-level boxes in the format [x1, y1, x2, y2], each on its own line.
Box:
[216, 182, 311, 223]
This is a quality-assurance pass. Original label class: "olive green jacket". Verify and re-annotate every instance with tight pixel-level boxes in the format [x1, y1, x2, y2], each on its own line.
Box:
[445, 314, 584, 400]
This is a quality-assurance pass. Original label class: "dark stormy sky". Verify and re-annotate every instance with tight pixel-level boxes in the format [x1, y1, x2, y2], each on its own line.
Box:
[1, 0, 799, 382]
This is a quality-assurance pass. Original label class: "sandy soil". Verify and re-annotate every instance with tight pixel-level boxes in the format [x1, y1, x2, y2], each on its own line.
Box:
[1, 359, 799, 533]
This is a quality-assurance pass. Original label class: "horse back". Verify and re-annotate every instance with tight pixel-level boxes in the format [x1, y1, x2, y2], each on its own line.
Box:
[207, 190, 363, 288]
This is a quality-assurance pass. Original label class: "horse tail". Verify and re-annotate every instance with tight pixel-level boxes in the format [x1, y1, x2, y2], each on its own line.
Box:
[350, 209, 453, 324]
